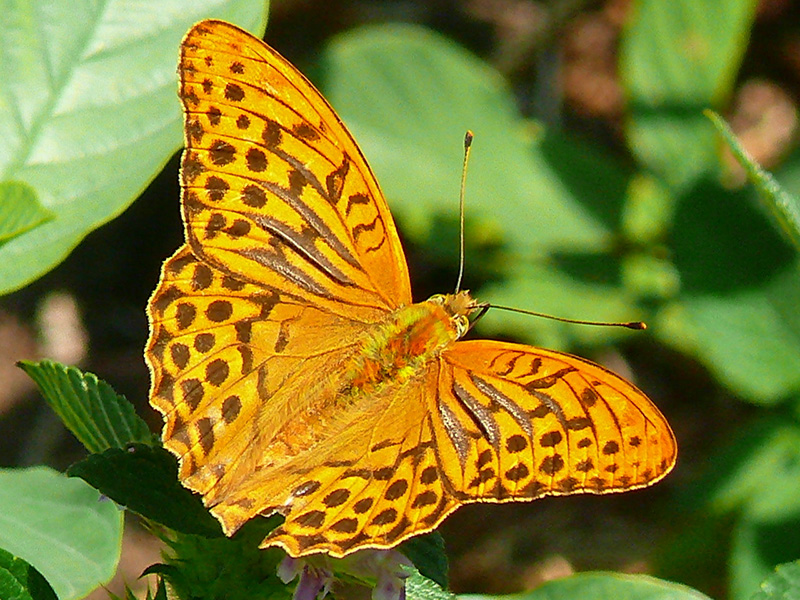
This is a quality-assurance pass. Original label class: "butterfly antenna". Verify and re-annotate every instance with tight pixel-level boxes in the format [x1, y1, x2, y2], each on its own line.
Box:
[455, 131, 473, 294]
[486, 303, 647, 330]
[454, 131, 643, 333]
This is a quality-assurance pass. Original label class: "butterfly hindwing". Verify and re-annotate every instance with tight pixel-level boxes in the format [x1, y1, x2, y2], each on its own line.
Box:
[249, 336, 677, 557]
[250, 366, 457, 558]
[147, 246, 372, 503]
[435, 340, 676, 500]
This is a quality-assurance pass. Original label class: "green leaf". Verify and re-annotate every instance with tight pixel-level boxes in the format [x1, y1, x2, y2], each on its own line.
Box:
[676, 417, 800, 515]
[67, 444, 222, 537]
[706, 110, 800, 251]
[154, 577, 169, 600]
[653, 177, 800, 403]
[729, 457, 800, 600]
[751, 561, 800, 600]
[322, 24, 623, 257]
[775, 147, 800, 200]
[731, 518, 800, 600]
[18, 360, 155, 453]
[656, 264, 800, 403]
[0, 181, 53, 242]
[670, 178, 796, 295]
[621, 175, 675, 246]
[0, 1, 268, 294]
[660, 416, 800, 597]
[155, 518, 288, 600]
[407, 566, 456, 600]
[0, 467, 122, 600]
[620, 0, 757, 190]
[0, 548, 58, 600]
[400, 532, 449, 590]
[460, 572, 713, 600]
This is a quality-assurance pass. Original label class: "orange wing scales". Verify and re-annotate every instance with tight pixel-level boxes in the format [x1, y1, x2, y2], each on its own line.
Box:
[145, 19, 676, 559]
[435, 341, 675, 502]
[256, 404, 459, 558]
[179, 20, 411, 315]
[147, 246, 372, 500]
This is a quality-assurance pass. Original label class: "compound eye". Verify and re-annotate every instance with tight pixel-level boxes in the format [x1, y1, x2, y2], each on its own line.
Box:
[454, 315, 469, 338]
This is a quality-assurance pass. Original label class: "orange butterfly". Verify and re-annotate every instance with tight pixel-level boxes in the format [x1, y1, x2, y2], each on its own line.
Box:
[145, 20, 676, 558]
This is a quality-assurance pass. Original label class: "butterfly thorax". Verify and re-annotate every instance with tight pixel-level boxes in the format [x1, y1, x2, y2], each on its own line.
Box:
[344, 292, 474, 397]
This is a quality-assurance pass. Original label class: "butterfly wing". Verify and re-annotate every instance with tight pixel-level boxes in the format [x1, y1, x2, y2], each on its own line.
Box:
[254, 337, 675, 557]
[253, 363, 458, 558]
[178, 20, 412, 316]
[147, 247, 374, 501]
[148, 19, 676, 557]
[433, 340, 676, 500]
[147, 20, 414, 534]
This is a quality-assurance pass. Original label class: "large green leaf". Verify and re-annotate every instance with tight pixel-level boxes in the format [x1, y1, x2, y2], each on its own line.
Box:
[0, 1, 268, 294]
[0, 467, 122, 600]
[656, 263, 800, 403]
[321, 24, 624, 257]
[653, 175, 800, 403]
[460, 572, 712, 600]
[620, 0, 757, 190]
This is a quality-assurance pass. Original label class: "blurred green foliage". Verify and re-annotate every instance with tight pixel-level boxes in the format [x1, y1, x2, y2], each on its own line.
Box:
[3, 0, 800, 599]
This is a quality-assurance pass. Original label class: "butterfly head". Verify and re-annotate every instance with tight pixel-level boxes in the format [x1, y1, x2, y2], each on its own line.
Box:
[429, 291, 485, 339]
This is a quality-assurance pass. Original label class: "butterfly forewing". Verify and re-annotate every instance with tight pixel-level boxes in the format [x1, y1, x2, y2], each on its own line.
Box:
[179, 20, 412, 315]
[148, 19, 417, 545]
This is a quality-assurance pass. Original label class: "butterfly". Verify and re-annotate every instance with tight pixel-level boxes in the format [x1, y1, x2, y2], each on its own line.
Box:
[145, 19, 677, 558]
